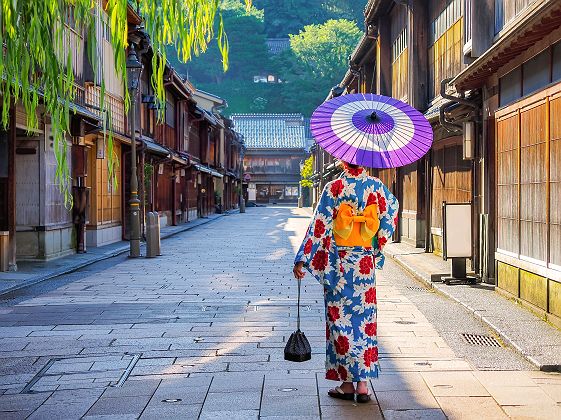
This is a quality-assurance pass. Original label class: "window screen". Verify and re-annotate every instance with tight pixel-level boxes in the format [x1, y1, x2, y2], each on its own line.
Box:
[500, 67, 522, 107]
[522, 50, 550, 96]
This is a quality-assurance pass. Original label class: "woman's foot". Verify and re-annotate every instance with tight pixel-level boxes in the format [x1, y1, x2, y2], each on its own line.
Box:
[327, 382, 355, 400]
[355, 381, 371, 403]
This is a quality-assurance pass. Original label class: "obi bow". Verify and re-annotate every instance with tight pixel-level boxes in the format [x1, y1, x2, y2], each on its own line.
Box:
[333, 203, 380, 245]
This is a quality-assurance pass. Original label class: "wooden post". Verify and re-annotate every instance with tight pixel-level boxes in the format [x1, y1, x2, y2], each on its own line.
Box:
[409, 0, 428, 111]
[8, 105, 16, 270]
[377, 16, 391, 96]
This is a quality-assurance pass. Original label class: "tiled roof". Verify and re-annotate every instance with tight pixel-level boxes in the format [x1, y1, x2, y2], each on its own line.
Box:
[231, 114, 307, 150]
[266, 38, 291, 55]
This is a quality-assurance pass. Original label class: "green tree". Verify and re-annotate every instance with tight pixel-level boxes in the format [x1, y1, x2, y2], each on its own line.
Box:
[273, 19, 362, 116]
[300, 155, 314, 188]
[0, 0, 250, 205]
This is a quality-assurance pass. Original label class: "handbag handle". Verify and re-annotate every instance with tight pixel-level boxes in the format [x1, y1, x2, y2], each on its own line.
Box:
[297, 278, 301, 331]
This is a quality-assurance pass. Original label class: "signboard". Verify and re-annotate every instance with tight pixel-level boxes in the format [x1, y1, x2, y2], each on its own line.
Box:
[442, 202, 472, 260]
[96, 138, 105, 159]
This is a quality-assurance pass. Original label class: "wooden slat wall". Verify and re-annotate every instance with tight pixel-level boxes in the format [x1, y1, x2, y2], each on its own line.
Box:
[391, 5, 408, 102]
[87, 142, 122, 225]
[431, 142, 472, 229]
[497, 114, 519, 254]
[496, 87, 561, 267]
[155, 165, 172, 212]
[520, 103, 547, 261]
[551, 97, 561, 267]
[401, 163, 417, 212]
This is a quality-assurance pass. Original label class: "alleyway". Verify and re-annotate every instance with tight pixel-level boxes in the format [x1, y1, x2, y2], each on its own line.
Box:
[0, 207, 560, 419]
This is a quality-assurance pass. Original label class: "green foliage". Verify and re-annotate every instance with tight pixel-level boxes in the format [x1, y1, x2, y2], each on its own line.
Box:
[300, 155, 314, 188]
[172, 0, 269, 84]
[253, 0, 366, 37]
[0, 0, 250, 206]
[273, 19, 362, 115]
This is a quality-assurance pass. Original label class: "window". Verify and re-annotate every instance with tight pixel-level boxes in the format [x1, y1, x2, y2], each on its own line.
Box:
[499, 67, 521, 107]
[499, 44, 561, 107]
[428, 0, 464, 100]
[166, 100, 175, 128]
[523, 50, 550, 96]
[391, 6, 408, 101]
[495, 0, 537, 34]
[553, 41, 561, 82]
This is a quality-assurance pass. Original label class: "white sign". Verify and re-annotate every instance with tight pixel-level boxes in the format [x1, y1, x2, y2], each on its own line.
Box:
[442, 202, 472, 259]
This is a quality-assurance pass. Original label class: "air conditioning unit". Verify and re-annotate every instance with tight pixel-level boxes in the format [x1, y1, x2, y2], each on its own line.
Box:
[463, 121, 475, 160]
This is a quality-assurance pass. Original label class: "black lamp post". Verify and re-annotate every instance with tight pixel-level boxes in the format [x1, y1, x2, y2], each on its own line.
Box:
[126, 44, 143, 258]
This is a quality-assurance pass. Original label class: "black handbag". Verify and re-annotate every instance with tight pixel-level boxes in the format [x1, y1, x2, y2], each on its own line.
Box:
[284, 279, 312, 362]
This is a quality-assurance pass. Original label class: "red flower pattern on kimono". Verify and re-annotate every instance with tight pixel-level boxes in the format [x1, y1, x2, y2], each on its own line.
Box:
[303, 239, 313, 255]
[330, 179, 344, 197]
[363, 347, 378, 367]
[326, 369, 339, 380]
[335, 335, 350, 356]
[311, 250, 329, 271]
[327, 306, 340, 322]
[337, 366, 348, 381]
[364, 322, 377, 337]
[313, 219, 326, 238]
[359, 256, 373, 275]
[364, 287, 377, 304]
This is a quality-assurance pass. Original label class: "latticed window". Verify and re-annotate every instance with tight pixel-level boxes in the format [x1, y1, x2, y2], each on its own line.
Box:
[428, 0, 464, 100]
[391, 6, 408, 101]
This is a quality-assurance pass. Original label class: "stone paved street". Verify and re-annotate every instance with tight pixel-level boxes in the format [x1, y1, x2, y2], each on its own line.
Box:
[1, 207, 561, 419]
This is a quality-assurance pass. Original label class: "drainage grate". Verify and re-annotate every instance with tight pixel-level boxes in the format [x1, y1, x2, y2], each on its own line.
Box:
[394, 320, 416, 325]
[406, 286, 427, 292]
[461, 333, 502, 347]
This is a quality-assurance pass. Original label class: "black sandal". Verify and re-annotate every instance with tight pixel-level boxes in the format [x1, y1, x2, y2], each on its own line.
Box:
[356, 393, 372, 403]
[327, 386, 355, 400]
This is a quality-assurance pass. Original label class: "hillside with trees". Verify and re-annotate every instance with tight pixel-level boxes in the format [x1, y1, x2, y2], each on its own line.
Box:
[169, 0, 367, 116]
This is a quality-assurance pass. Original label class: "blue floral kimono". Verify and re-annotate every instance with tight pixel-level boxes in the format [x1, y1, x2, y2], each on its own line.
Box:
[295, 166, 398, 382]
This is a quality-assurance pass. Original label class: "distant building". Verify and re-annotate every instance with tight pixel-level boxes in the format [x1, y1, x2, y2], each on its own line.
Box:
[232, 114, 308, 204]
[266, 38, 290, 55]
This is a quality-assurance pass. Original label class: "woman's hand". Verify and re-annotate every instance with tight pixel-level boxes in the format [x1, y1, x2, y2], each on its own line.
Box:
[293, 262, 305, 280]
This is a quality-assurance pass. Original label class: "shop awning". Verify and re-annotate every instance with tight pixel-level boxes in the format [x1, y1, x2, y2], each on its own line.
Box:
[193, 163, 223, 178]
[195, 105, 219, 126]
[139, 136, 171, 157]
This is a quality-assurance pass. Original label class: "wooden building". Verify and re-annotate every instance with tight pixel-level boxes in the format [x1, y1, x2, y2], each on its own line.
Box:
[232, 114, 308, 205]
[0, 1, 244, 268]
[451, 0, 561, 326]
[312, 0, 561, 325]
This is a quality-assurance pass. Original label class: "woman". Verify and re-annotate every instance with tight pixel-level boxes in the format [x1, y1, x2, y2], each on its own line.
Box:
[293, 162, 398, 403]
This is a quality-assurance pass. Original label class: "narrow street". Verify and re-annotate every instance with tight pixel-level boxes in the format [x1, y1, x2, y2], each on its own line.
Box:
[0, 207, 560, 419]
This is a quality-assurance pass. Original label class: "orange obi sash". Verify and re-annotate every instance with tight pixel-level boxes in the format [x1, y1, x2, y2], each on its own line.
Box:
[333, 203, 380, 247]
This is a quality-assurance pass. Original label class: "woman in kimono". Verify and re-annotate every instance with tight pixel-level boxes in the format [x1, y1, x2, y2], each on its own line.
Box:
[293, 162, 398, 403]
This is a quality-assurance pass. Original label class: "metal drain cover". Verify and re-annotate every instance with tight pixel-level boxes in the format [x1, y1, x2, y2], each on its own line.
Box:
[461, 333, 502, 347]
[394, 320, 416, 325]
[406, 286, 426, 291]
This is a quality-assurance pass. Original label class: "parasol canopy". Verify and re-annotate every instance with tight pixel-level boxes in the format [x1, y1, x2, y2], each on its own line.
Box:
[310, 93, 433, 168]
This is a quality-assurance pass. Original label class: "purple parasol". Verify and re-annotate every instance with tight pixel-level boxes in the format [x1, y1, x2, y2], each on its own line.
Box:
[310, 93, 433, 168]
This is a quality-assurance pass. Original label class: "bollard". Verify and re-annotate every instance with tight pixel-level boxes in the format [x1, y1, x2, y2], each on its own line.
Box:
[145, 212, 161, 258]
[0, 231, 8, 272]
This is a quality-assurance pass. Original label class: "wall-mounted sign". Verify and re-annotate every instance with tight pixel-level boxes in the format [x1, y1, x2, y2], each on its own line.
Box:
[96, 138, 105, 159]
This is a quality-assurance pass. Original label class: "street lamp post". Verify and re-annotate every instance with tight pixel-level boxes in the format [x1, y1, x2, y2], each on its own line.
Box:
[126, 45, 143, 258]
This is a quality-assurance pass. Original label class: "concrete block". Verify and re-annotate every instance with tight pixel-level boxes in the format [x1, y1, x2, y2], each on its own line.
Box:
[520, 269, 547, 310]
[497, 261, 519, 296]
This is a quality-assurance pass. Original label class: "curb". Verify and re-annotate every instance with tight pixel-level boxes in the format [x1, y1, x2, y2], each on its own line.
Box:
[0, 213, 230, 298]
[386, 250, 557, 372]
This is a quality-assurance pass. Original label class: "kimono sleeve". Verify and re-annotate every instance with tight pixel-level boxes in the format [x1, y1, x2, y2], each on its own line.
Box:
[294, 183, 338, 288]
[373, 182, 399, 269]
